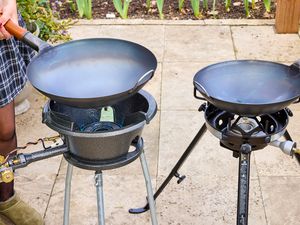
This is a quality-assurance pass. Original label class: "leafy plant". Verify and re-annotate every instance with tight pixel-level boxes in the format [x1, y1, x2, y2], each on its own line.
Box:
[179, 0, 185, 12]
[113, 0, 131, 19]
[156, 0, 164, 19]
[76, 0, 92, 19]
[225, 0, 231, 12]
[191, 0, 201, 18]
[17, 0, 72, 42]
[263, 0, 271, 12]
[203, 0, 208, 10]
[251, 0, 255, 9]
[146, 0, 151, 9]
[243, 0, 249, 17]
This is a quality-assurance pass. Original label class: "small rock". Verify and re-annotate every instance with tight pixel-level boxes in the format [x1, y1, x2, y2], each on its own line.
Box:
[208, 10, 218, 15]
[233, 2, 242, 6]
[263, 12, 274, 18]
[151, 0, 156, 6]
[106, 13, 116, 19]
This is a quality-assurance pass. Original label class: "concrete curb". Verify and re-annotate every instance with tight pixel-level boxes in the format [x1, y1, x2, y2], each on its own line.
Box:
[74, 18, 276, 26]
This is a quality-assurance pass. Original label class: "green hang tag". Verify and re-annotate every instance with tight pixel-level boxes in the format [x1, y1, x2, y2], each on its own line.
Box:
[100, 107, 115, 122]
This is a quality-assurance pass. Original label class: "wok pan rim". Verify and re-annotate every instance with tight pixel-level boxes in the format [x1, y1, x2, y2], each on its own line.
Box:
[193, 59, 300, 115]
[26, 38, 157, 106]
[194, 59, 293, 77]
[193, 59, 300, 105]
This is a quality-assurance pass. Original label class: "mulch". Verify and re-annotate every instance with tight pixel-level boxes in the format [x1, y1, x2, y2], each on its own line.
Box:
[50, 0, 276, 20]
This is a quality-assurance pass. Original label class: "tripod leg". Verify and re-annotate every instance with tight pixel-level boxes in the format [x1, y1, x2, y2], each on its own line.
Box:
[95, 171, 105, 225]
[237, 144, 251, 225]
[140, 150, 158, 225]
[63, 163, 73, 225]
[129, 123, 207, 214]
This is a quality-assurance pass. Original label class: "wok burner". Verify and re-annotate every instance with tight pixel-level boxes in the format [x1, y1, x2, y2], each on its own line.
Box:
[205, 103, 289, 152]
[130, 103, 299, 225]
[1, 90, 159, 225]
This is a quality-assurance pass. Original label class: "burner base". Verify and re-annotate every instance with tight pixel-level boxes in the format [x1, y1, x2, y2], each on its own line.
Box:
[63, 138, 143, 170]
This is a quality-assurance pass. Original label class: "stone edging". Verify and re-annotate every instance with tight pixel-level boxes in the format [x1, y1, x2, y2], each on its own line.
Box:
[74, 18, 276, 26]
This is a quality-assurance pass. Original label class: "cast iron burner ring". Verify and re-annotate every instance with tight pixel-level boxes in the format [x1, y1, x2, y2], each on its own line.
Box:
[82, 122, 121, 132]
[204, 103, 289, 151]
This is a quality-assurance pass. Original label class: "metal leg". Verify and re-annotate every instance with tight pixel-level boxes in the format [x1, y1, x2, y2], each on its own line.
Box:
[95, 171, 105, 225]
[129, 123, 207, 214]
[63, 163, 73, 225]
[237, 144, 251, 225]
[139, 150, 158, 225]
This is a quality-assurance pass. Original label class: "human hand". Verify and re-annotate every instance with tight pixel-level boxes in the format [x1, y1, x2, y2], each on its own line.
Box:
[0, 0, 18, 40]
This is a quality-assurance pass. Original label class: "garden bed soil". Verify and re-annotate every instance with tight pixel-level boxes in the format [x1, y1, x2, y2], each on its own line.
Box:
[51, 0, 276, 20]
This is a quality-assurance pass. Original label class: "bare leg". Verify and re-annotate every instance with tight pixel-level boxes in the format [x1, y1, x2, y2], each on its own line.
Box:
[0, 101, 16, 202]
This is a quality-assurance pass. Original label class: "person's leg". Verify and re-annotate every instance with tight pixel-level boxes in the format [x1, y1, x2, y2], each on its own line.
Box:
[0, 101, 16, 202]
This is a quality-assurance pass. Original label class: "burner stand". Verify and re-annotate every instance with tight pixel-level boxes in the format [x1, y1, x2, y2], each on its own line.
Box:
[63, 138, 158, 225]
[130, 104, 296, 225]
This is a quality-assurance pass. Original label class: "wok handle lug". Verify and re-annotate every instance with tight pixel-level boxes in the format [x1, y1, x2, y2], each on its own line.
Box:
[194, 81, 210, 98]
[23, 32, 51, 52]
[130, 70, 154, 93]
[194, 87, 206, 101]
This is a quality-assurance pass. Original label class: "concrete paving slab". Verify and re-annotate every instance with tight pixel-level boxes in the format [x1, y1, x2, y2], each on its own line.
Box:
[45, 173, 157, 225]
[14, 89, 62, 219]
[231, 26, 300, 61]
[11, 20, 300, 225]
[158, 111, 258, 178]
[161, 62, 215, 111]
[204, 19, 275, 26]
[253, 111, 300, 177]
[260, 176, 300, 225]
[143, 63, 162, 110]
[156, 175, 267, 225]
[68, 25, 165, 62]
[164, 26, 235, 62]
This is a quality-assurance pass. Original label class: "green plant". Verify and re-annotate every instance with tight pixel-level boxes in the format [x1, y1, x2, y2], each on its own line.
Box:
[251, 0, 255, 9]
[17, 0, 72, 42]
[76, 0, 92, 19]
[263, 0, 271, 12]
[203, 0, 208, 10]
[146, 0, 151, 9]
[191, 0, 201, 18]
[243, 0, 249, 17]
[113, 0, 131, 19]
[156, 0, 164, 19]
[225, 0, 231, 12]
[179, 0, 185, 12]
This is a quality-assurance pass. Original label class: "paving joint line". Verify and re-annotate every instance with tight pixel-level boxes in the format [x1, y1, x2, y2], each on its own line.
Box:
[252, 153, 269, 225]
[229, 26, 238, 60]
[43, 156, 64, 219]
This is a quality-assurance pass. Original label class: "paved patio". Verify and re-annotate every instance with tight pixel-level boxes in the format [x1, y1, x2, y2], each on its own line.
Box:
[13, 19, 300, 225]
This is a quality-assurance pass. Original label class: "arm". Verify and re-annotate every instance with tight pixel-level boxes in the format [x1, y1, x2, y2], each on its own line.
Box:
[0, 0, 18, 39]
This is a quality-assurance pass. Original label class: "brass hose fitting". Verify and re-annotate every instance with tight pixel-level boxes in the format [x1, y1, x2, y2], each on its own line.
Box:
[294, 148, 300, 155]
[0, 155, 14, 183]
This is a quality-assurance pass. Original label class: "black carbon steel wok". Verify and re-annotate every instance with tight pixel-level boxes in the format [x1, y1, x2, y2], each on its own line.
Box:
[4, 20, 157, 108]
[194, 60, 300, 116]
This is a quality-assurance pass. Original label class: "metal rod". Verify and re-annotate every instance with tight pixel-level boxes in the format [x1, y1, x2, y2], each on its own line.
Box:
[95, 171, 105, 225]
[139, 150, 158, 225]
[129, 123, 207, 214]
[63, 163, 73, 225]
[9, 145, 68, 170]
[237, 144, 251, 225]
